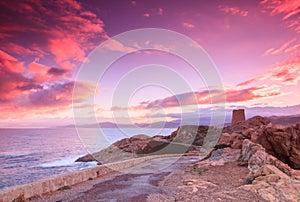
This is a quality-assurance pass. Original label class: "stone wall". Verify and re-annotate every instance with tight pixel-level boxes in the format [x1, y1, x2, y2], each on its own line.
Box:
[0, 154, 180, 202]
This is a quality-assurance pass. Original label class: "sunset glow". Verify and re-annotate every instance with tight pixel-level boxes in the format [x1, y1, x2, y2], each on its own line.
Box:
[0, 0, 299, 127]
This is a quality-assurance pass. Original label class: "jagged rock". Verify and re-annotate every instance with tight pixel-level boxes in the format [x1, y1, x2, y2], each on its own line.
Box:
[208, 147, 241, 166]
[240, 175, 300, 202]
[254, 165, 290, 180]
[223, 116, 270, 134]
[216, 132, 243, 149]
[230, 133, 244, 149]
[218, 133, 231, 145]
[254, 123, 300, 169]
[239, 139, 300, 201]
[241, 139, 300, 179]
[242, 128, 255, 138]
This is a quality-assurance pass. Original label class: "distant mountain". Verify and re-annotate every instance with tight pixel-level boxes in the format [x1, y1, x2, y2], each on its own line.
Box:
[267, 114, 300, 126]
[64, 120, 182, 128]
[62, 114, 300, 129]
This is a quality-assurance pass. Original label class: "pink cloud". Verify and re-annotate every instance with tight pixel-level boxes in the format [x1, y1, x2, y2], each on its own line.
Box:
[0, 80, 96, 120]
[261, 0, 300, 33]
[0, 50, 25, 73]
[0, 50, 31, 101]
[219, 5, 249, 17]
[0, 0, 106, 72]
[28, 60, 51, 82]
[2, 43, 38, 56]
[182, 22, 195, 28]
[111, 86, 282, 112]
[237, 55, 300, 86]
[49, 38, 86, 70]
[263, 38, 298, 55]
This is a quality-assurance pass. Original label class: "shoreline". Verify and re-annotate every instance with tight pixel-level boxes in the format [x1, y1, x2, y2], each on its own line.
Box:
[0, 154, 182, 202]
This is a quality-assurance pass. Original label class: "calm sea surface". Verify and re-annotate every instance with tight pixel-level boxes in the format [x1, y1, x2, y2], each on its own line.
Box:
[0, 127, 175, 189]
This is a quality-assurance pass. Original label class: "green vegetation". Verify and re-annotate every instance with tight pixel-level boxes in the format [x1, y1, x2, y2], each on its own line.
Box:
[58, 185, 71, 191]
[28, 194, 40, 201]
[185, 164, 208, 175]
[245, 175, 257, 184]
[12, 194, 25, 202]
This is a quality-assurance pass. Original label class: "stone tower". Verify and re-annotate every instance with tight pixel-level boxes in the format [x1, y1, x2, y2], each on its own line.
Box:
[231, 109, 245, 125]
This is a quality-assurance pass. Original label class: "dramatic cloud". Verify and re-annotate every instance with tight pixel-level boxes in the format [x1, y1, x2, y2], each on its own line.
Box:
[111, 86, 281, 112]
[0, 0, 299, 126]
[0, 0, 107, 122]
[0, 50, 31, 102]
[0, 0, 106, 71]
[261, 0, 300, 33]
[237, 55, 300, 86]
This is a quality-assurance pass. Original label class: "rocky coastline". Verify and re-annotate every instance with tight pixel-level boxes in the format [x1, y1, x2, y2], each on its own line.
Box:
[75, 115, 300, 201]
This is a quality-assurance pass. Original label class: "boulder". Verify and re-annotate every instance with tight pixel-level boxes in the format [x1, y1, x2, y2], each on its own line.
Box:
[239, 139, 300, 202]
[230, 133, 243, 149]
[217, 133, 231, 145]
[254, 123, 300, 169]
[75, 154, 96, 162]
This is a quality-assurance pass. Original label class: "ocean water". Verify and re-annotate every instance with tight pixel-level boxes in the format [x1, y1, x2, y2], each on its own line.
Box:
[0, 127, 175, 189]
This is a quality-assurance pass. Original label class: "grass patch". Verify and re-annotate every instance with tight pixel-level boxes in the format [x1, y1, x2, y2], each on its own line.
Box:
[185, 164, 208, 175]
[58, 185, 71, 191]
[28, 194, 40, 201]
[192, 164, 208, 175]
[245, 175, 257, 184]
[12, 194, 25, 202]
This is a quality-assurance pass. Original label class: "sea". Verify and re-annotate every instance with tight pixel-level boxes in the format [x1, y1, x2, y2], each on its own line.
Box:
[0, 127, 175, 189]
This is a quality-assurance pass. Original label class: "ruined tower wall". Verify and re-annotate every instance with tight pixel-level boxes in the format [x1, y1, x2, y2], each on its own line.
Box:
[231, 109, 246, 125]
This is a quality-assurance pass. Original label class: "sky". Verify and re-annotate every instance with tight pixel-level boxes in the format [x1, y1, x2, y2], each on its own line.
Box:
[0, 0, 299, 127]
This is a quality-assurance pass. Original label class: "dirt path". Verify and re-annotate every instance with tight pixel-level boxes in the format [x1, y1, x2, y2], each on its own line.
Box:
[33, 157, 198, 202]
[33, 155, 266, 202]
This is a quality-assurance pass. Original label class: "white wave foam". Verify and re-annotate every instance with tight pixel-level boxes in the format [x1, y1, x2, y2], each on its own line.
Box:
[40, 155, 97, 168]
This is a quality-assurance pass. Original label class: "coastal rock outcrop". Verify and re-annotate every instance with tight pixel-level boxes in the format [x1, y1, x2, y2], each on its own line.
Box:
[253, 123, 300, 169]
[76, 125, 208, 164]
[223, 116, 270, 134]
[239, 139, 300, 202]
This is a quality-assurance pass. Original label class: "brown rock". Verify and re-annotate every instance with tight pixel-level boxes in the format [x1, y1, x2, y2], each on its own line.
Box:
[223, 116, 270, 134]
[168, 125, 208, 146]
[240, 139, 300, 202]
[218, 133, 231, 145]
[255, 165, 290, 180]
[242, 128, 254, 138]
[75, 154, 96, 162]
[230, 133, 243, 149]
[255, 123, 300, 169]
